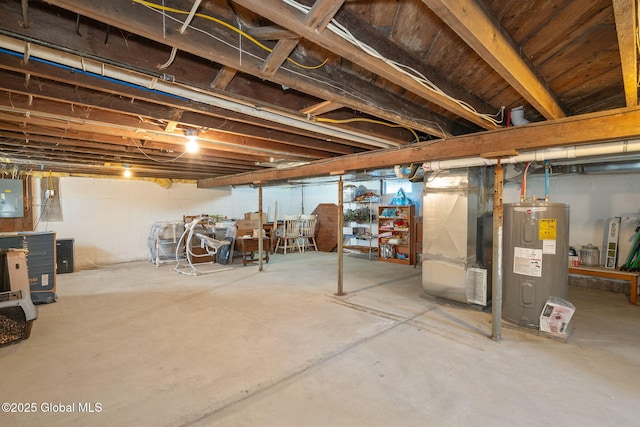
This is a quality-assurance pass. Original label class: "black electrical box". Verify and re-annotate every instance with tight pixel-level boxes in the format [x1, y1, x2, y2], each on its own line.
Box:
[56, 239, 74, 274]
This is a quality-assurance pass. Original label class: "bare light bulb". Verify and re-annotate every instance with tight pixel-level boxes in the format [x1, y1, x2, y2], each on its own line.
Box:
[186, 137, 199, 153]
[123, 169, 132, 178]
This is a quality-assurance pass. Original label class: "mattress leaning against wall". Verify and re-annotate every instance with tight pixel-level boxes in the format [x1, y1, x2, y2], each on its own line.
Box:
[0, 231, 57, 304]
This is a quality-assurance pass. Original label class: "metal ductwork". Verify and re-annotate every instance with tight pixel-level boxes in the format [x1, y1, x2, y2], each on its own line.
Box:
[421, 168, 493, 305]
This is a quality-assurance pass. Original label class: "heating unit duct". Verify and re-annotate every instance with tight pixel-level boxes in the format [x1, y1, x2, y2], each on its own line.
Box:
[422, 168, 493, 305]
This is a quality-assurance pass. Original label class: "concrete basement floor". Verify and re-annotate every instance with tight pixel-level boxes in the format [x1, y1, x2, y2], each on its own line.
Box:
[1, 252, 639, 427]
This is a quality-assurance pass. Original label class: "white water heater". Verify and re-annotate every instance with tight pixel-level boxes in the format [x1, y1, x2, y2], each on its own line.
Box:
[502, 201, 569, 328]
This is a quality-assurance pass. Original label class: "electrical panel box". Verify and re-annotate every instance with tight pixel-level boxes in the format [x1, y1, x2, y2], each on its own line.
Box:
[0, 179, 24, 218]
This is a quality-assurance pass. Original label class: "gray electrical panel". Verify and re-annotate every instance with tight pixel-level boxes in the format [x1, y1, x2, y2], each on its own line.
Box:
[503, 201, 569, 328]
[0, 179, 24, 218]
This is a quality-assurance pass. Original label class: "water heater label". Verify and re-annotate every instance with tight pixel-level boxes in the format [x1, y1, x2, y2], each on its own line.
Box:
[538, 218, 557, 240]
[513, 247, 543, 277]
[542, 240, 557, 255]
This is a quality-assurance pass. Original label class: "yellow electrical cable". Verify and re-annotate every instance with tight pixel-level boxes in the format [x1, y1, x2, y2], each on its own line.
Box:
[315, 117, 419, 143]
[132, 0, 328, 70]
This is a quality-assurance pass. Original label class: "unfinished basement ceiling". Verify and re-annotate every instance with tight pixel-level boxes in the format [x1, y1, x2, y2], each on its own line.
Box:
[0, 0, 639, 184]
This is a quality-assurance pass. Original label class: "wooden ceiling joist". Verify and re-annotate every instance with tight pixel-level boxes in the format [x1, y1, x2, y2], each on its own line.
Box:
[199, 106, 640, 187]
[421, 0, 565, 120]
[612, 0, 638, 107]
[233, 0, 500, 130]
[44, 0, 452, 137]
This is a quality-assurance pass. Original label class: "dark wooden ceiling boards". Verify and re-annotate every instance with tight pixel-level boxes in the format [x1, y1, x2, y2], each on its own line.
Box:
[0, 0, 636, 184]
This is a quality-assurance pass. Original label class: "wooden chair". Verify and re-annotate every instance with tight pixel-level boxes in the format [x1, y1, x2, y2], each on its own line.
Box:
[299, 214, 318, 252]
[275, 215, 301, 254]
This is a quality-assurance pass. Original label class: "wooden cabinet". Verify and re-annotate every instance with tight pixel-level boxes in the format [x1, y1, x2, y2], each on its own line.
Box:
[377, 205, 415, 265]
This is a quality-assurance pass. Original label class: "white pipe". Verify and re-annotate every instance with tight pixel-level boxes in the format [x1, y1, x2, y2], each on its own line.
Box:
[422, 139, 640, 172]
[0, 34, 400, 149]
[510, 106, 530, 126]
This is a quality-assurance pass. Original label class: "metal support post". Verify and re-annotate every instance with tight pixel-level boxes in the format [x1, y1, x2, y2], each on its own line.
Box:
[491, 160, 504, 341]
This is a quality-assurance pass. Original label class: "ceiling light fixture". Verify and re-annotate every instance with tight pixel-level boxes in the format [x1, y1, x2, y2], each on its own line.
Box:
[184, 128, 200, 153]
[123, 164, 132, 178]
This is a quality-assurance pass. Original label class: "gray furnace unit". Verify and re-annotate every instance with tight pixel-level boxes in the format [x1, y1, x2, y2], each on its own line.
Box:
[422, 168, 493, 306]
[503, 201, 569, 328]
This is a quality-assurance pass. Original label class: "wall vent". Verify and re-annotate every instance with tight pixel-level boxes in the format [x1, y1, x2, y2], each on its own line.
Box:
[466, 267, 487, 306]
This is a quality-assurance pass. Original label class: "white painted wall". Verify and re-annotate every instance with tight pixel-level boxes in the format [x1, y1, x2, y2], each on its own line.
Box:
[32, 176, 419, 270]
[33, 177, 320, 270]
[504, 172, 640, 266]
[34, 171, 638, 270]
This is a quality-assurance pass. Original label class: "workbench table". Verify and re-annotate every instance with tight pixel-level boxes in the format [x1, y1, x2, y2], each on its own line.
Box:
[568, 265, 639, 304]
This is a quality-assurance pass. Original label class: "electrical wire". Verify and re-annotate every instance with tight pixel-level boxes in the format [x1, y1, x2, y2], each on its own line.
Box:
[127, 3, 443, 137]
[130, 138, 190, 163]
[131, 0, 328, 70]
[280, 61, 446, 136]
[315, 117, 419, 143]
[281, 0, 505, 127]
[33, 190, 50, 230]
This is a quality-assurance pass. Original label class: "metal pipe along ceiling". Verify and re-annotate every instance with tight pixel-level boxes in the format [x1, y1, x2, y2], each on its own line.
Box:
[422, 139, 640, 172]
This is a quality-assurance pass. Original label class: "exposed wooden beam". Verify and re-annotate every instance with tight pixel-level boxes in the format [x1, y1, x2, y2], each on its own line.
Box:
[233, 0, 499, 130]
[422, 0, 565, 120]
[0, 127, 270, 165]
[0, 47, 390, 150]
[44, 0, 451, 137]
[0, 100, 343, 160]
[260, 38, 300, 77]
[261, 0, 345, 77]
[236, 0, 497, 133]
[0, 64, 379, 156]
[244, 25, 298, 40]
[164, 120, 179, 132]
[199, 106, 640, 187]
[612, 0, 638, 107]
[211, 66, 238, 90]
[300, 100, 343, 115]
